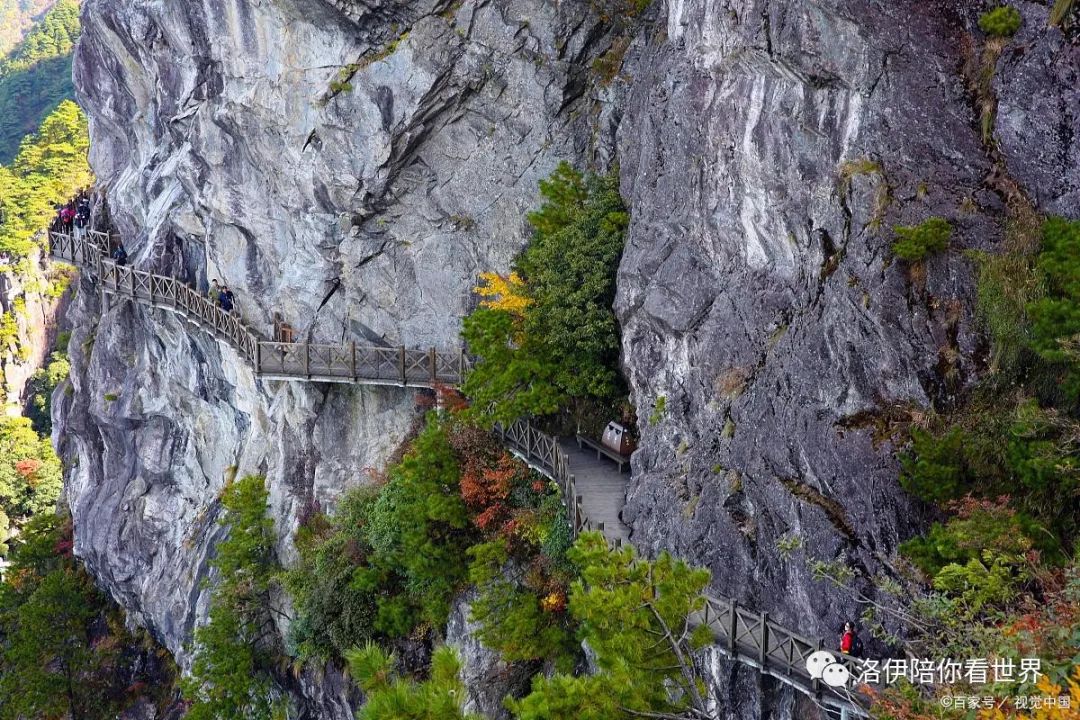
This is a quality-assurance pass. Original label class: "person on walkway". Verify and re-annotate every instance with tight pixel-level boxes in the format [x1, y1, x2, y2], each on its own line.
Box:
[208, 279, 221, 305]
[218, 286, 234, 313]
[60, 205, 75, 232]
[112, 244, 128, 267]
[840, 622, 863, 657]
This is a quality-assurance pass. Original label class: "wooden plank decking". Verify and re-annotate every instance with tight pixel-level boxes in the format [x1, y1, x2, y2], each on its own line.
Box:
[559, 438, 630, 544]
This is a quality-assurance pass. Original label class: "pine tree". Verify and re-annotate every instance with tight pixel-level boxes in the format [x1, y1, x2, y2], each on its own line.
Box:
[509, 532, 714, 720]
[346, 643, 483, 720]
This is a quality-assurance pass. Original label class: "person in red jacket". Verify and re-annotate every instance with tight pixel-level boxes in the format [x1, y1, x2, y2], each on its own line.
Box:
[840, 622, 864, 657]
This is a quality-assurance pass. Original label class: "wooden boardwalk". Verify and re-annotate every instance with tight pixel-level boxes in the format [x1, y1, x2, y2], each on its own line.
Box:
[53, 227, 864, 718]
[558, 438, 630, 544]
[49, 230, 467, 387]
[498, 420, 868, 719]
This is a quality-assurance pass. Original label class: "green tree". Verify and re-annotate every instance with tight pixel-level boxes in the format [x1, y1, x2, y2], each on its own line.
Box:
[284, 489, 379, 662]
[0, 415, 62, 547]
[183, 475, 286, 720]
[464, 163, 628, 424]
[347, 643, 483, 720]
[466, 538, 575, 666]
[0, 515, 169, 720]
[0, 99, 91, 257]
[25, 349, 69, 433]
[357, 419, 475, 635]
[0, 0, 80, 162]
[509, 532, 714, 720]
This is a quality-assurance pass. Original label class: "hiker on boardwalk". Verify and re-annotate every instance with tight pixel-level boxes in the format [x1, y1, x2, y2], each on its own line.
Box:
[60, 205, 76, 232]
[840, 622, 863, 657]
[208, 279, 221, 305]
[112, 244, 128, 267]
[76, 199, 91, 228]
[218, 285, 234, 313]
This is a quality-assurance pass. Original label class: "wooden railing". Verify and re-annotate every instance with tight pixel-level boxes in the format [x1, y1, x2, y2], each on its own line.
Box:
[49, 231, 467, 387]
[53, 228, 867, 716]
[496, 417, 870, 718]
[495, 420, 597, 544]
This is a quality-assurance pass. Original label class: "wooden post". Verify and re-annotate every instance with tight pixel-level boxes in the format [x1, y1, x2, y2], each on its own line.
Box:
[812, 639, 823, 697]
[350, 342, 357, 380]
[458, 349, 465, 382]
[728, 599, 738, 652]
[130, 269, 136, 298]
[429, 347, 437, 384]
[254, 342, 261, 373]
[399, 346, 406, 386]
[148, 276, 154, 306]
[304, 343, 310, 378]
[759, 612, 770, 669]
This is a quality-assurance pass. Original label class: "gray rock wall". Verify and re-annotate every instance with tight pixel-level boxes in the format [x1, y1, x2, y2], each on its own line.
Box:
[612, 0, 1065, 646]
[63, 0, 618, 715]
[60, 0, 1078, 716]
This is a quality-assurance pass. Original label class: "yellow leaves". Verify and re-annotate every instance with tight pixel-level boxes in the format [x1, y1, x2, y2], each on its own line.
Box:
[979, 667, 1080, 719]
[540, 591, 566, 613]
[476, 271, 531, 315]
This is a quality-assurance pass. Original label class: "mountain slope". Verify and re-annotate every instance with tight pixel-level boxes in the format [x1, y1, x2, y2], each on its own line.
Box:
[0, 0, 79, 162]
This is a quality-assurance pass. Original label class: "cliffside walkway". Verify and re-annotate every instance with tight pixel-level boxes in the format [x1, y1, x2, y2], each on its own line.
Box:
[52, 228, 865, 718]
[498, 420, 868, 719]
[49, 230, 467, 387]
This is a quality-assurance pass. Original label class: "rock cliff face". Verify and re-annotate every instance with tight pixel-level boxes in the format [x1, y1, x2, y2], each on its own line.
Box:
[1, 251, 69, 411]
[615, 0, 1077, 680]
[62, 0, 617, 715]
[60, 0, 1077, 717]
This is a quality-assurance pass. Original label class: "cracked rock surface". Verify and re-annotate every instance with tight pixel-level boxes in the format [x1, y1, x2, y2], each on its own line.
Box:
[60, 0, 1078, 716]
[64, 0, 615, 715]
[614, 0, 1073, 654]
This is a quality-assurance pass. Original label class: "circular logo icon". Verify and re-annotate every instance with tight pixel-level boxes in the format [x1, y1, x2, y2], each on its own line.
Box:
[821, 662, 851, 688]
[806, 650, 837, 680]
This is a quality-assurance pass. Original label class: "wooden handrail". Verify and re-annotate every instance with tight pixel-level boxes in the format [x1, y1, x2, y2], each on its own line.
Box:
[51, 229, 868, 716]
[48, 231, 468, 387]
[494, 418, 871, 717]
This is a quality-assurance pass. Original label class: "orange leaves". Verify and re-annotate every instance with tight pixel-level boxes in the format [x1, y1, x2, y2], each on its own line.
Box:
[460, 454, 514, 508]
[14, 458, 41, 479]
[540, 590, 566, 614]
[461, 454, 517, 533]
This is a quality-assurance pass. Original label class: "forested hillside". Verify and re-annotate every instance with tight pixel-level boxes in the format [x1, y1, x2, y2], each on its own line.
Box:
[0, 0, 53, 55]
[0, 0, 78, 162]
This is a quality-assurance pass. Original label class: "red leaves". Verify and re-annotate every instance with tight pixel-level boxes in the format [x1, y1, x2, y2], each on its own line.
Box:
[460, 454, 515, 508]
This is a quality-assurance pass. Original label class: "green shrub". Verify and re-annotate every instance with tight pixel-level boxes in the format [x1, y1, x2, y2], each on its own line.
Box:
[464, 163, 629, 424]
[183, 476, 285, 720]
[979, 6, 1023, 37]
[891, 217, 952, 261]
[648, 395, 666, 425]
[283, 490, 379, 662]
[1028, 217, 1080, 370]
[900, 399, 1079, 542]
[899, 497, 1044, 576]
